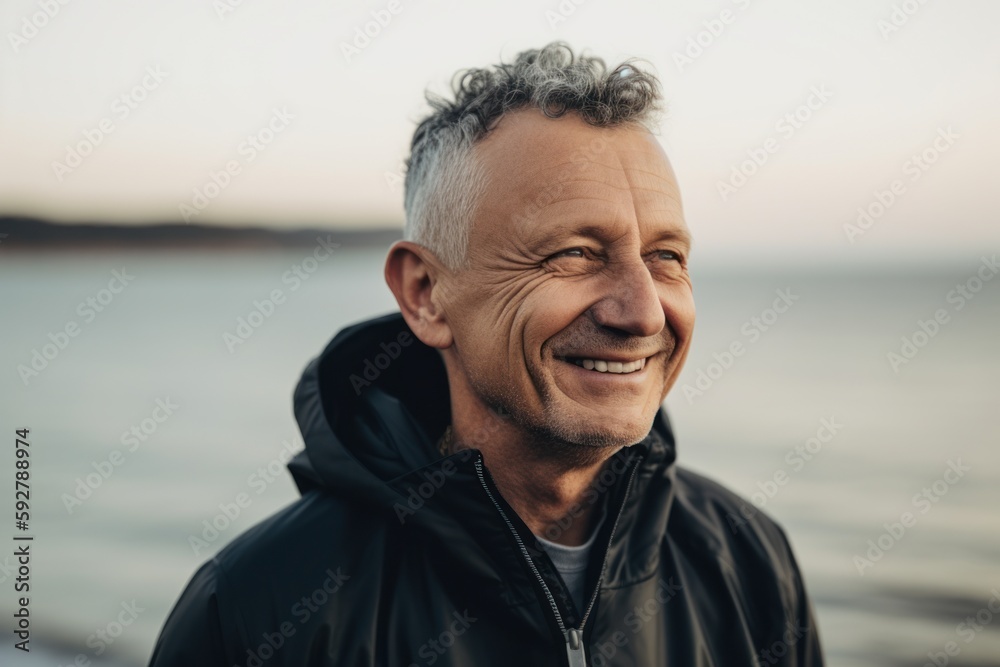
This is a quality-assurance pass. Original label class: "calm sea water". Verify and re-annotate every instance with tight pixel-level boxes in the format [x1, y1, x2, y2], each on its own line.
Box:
[0, 248, 998, 667]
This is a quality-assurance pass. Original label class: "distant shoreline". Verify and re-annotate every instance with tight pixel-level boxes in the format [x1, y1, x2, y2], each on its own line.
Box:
[0, 217, 402, 251]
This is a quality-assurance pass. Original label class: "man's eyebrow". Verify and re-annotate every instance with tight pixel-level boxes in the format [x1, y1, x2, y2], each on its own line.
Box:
[528, 222, 608, 242]
[531, 223, 694, 251]
[649, 228, 694, 250]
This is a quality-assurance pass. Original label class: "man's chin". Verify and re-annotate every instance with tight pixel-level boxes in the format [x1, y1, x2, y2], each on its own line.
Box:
[540, 405, 655, 450]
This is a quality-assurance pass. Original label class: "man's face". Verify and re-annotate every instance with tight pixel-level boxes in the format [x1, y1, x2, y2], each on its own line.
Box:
[439, 108, 695, 451]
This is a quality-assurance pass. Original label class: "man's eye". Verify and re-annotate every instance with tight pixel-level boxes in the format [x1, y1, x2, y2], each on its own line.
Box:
[656, 250, 681, 262]
[553, 247, 586, 259]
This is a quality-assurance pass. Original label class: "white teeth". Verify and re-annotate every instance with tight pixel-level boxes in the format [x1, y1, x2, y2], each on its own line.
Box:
[564, 356, 648, 374]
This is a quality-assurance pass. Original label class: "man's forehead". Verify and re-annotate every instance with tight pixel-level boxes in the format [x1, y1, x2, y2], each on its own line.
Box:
[477, 108, 669, 178]
[472, 109, 685, 237]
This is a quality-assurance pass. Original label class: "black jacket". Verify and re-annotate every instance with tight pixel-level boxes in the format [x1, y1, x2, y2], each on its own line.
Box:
[149, 313, 824, 667]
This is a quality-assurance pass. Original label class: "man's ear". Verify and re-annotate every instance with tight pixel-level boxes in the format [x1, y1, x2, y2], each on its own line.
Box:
[384, 240, 454, 350]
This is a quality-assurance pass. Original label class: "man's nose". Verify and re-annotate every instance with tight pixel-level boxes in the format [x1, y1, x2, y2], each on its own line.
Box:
[589, 256, 665, 338]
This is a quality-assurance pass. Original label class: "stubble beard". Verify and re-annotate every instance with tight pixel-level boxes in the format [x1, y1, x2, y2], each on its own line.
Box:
[466, 358, 651, 469]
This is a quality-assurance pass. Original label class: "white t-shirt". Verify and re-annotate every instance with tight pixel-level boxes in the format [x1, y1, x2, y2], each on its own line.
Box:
[533, 507, 607, 611]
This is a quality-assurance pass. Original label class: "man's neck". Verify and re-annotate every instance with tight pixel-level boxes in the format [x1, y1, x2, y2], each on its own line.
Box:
[487, 447, 610, 546]
[448, 409, 619, 547]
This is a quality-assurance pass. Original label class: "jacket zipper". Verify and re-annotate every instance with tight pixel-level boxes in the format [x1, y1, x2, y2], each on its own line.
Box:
[475, 454, 641, 667]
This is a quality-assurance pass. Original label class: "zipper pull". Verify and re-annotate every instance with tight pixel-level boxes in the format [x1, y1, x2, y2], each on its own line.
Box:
[565, 627, 587, 667]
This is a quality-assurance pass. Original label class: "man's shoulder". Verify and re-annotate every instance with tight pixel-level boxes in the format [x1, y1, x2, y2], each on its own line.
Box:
[669, 465, 796, 570]
[661, 466, 822, 661]
[209, 489, 386, 592]
[149, 490, 373, 666]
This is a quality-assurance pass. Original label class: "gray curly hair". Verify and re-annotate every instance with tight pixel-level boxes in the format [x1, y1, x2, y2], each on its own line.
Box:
[402, 42, 664, 269]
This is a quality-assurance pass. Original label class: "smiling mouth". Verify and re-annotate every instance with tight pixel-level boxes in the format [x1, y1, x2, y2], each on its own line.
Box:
[556, 356, 649, 374]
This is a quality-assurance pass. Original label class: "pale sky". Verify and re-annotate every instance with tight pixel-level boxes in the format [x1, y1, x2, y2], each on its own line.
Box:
[1, 0, 997, 263]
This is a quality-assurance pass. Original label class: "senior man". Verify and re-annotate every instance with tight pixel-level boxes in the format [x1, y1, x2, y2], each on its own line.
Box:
[150, 43, 824, 666]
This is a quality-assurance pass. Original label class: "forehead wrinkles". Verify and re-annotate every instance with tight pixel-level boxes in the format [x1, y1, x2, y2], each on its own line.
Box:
[483, 142, 625, 209]
[473, 113, 615, 196]
[619, 157, 685, 228]
[470, 113, 683, 247]
[489, 146, 635, 222]
[510, 152, 683, 241]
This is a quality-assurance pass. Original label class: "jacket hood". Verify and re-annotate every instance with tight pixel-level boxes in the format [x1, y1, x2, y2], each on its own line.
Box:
[288, 312, 680, 588]
[289, 312, 453, 503]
